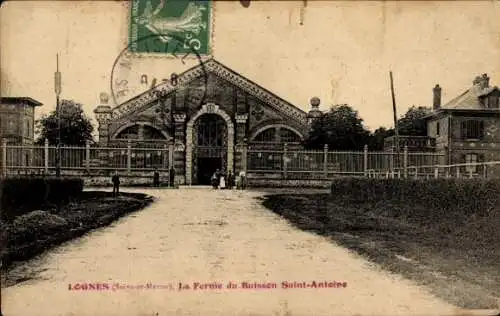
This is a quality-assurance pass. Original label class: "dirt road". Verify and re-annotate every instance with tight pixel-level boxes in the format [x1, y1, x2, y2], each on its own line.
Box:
[2, 188, 472, 316]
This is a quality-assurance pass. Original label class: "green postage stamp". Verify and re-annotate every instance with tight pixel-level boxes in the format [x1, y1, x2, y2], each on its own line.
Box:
[129, 0, 211, 55]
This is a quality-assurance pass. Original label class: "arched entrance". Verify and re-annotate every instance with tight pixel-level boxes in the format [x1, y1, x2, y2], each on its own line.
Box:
[185, 103, 234, 185]
[193, 114, 227, 184]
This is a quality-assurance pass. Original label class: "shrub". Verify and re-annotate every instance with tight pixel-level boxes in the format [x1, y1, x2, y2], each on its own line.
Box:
[0, 176, 84, 221]
[8, 210, 68, 245]
[330, 178, 500, 214]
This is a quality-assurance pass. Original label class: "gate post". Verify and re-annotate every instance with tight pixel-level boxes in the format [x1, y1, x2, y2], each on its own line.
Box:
[363, 145, 368, 176]
[44, 138, 49, 174]
[85, 140, 91, 173]
[403, 145, 408, 179]
[127, 140, 132, 175]
[242, 138, 248, 174]
[323, 144, 328, 178]
[283, 143, 288, 179]
[2, 139, 7, 177]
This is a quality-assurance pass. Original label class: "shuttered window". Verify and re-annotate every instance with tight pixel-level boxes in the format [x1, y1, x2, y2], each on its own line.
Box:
[460, 120, 484, 140]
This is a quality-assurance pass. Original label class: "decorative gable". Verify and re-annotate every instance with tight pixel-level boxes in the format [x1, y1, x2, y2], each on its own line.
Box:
[110, 59, 308, 127]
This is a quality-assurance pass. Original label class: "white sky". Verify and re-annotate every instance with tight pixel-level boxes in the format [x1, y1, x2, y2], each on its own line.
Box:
[1, 1, 499, 132]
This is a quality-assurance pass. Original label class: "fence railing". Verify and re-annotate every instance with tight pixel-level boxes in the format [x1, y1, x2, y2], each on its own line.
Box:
[246, 144, 445, 179]
[1, 139, 172, 177]
[1, 140, 451, 180]
[367, 161, 500, 179]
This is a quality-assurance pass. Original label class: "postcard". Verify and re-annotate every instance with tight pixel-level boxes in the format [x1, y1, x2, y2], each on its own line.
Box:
[1, 1, 499, 315]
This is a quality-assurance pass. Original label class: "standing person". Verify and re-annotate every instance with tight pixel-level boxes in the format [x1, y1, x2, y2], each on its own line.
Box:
[153, 169, 160, 187]
[235, 173, 242, 190]
[239, 169, 247, 190]
[211, 171, 219, 189]
[111, 171, 120, 197]
[169, 167, 176, 188]
[219, 170, 226, 189]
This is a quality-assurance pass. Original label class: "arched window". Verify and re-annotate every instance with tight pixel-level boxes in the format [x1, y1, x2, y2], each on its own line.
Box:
[116, 125, 139, 139]
[280, 128, 302, 143]
[253, 128, 276, 142]
[143, 125, 166, 140]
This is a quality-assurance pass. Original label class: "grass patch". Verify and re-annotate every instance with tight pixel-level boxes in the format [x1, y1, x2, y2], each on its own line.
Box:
[261, 179, 500, 309]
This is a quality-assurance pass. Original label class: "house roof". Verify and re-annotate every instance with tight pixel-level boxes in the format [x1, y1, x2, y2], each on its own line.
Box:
[0, 97, 43, 107]
[440, 85, 499, 110]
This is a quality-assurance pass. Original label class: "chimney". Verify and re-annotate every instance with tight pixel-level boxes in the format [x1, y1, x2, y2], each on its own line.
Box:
[480, 73, 490, 89]
[473, 76, 481, 86]
[433, 84, 441, 110]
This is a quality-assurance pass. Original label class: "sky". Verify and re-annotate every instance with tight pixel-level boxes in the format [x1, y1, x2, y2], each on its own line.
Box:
[1, 0, 499, 133]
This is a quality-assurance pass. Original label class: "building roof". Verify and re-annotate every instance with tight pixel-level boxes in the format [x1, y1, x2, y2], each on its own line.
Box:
[440, 85, 500, 110]
[109, 58, 308, 126]
[0, 97, 43, 106]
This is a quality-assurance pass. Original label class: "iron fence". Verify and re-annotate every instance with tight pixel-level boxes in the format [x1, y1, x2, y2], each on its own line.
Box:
[1, 141, 450, 180]
[367, 161, 500, 179]
[246, 145, 446, 179]
[0, 141, 170, 177]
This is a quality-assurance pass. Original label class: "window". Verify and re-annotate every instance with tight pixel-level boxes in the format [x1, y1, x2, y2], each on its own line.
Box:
[253, 128, 276, 142]
[465, 153, 478, 173]
[488, 96, 499, 109]
[460, 120, 484, 140]
[26, 120, 30, 137]
[280, 128, 302, 143]
[436, 121, 440, 136]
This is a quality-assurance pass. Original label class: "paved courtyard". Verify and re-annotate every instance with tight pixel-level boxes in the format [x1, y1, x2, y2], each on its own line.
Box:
[3, 187, 467, 316]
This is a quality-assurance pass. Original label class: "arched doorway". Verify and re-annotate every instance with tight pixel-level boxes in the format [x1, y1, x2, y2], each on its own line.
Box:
[185, 103, 234, 185]
[193, 114, 228, 184]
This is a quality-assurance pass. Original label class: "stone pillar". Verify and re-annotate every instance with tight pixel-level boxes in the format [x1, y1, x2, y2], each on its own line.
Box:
[94, 93, 113, 146]
[173, 113, 186, 185]
[235, 114, 248, 174]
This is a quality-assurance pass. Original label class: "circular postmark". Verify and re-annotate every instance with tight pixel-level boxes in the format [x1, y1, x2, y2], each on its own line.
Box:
[110, 33, 209, 116]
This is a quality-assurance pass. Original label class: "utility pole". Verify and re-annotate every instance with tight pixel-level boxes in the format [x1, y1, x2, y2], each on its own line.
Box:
[55, 54, 62, 177]
[390, 71, 400, 168]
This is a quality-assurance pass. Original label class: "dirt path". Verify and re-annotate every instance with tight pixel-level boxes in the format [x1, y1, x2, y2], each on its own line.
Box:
[2, 188, 474, 316]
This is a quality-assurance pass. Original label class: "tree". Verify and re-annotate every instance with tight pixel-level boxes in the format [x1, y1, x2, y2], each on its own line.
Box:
[397, 106, 431, 136]
[368, 127, 394, 150]
[304, 104, 371, 150]
[35, 100, 94, 146]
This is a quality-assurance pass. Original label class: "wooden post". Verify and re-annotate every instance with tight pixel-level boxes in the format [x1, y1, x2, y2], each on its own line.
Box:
[323, 144, 328, 178]
[434, 167, 439, 178]
[390, 71, 400, 160]
[44, 139, 49, 174]
[127, 140, 132, 175]
[283, 143, 288, 179]
[363, 145, 368, 177]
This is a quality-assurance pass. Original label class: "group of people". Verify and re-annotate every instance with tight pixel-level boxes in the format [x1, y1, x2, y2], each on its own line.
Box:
[211, 169, 247, 190]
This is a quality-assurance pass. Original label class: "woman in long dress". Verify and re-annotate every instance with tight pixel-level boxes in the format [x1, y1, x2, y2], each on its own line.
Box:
[219, 174, 226, 189]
